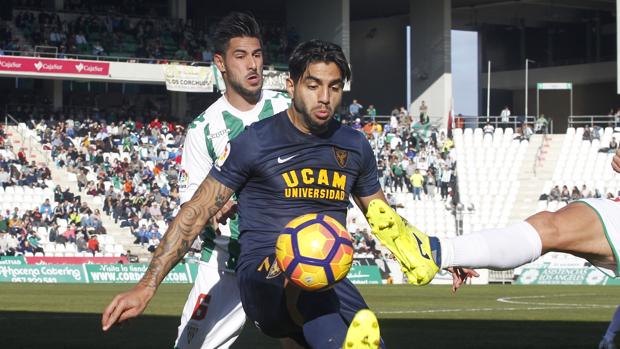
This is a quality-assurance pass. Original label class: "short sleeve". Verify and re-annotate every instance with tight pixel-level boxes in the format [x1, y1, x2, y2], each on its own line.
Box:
[209, 128, 255, 191]
[179, 127, 212, 205]
[352, 137, 381, 197]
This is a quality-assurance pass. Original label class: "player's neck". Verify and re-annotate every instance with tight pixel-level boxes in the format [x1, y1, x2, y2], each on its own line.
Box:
[286, 108, 312, 135]
[224, 90, 261, 112]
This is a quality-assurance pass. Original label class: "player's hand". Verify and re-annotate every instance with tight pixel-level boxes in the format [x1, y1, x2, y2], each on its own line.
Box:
[447, 267, 479, 293]
[612, 148, 620, 173]
[101, 285, 155, 331]
[210, 200, 238, 235]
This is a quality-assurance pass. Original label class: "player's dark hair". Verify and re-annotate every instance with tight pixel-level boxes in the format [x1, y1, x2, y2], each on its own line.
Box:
[213, 12, 261, 55]
[288, 40, 351, 84]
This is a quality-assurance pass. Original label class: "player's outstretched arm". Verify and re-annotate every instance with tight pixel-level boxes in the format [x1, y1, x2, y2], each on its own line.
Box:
[101, 176, 234, 331]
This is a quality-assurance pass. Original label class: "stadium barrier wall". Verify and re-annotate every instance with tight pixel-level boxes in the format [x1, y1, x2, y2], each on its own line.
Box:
[0, 258, 383, 285]
[516, 264, 620, 285]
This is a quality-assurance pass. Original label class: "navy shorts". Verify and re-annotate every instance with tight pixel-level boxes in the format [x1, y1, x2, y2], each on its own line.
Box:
[237, 254, 371, 344]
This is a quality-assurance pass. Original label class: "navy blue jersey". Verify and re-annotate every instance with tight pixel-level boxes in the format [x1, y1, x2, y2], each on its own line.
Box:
[210, 110, 380, 269]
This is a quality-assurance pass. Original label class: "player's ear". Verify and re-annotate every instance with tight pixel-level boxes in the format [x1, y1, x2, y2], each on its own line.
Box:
[286, 77, 295, 97]
[214, 53, 225, 74]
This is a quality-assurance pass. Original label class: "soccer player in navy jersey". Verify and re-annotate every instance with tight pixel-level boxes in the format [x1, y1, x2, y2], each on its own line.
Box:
[103, 39, 438, 348]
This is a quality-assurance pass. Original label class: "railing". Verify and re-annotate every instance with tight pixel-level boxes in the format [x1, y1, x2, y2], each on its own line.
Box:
[0, 49, 199, 65]
[5, 113, 51, 166]
[469, 115, 537, 129]
[568, 115, 617, 128]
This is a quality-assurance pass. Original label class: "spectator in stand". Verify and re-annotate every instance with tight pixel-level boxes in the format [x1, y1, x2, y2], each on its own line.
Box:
[571, 186, 582, 201]
[39, 198, 53, 217]
[366, 104, 377, 122]
[419, 101, 429, 124]
[410, 169, 424, 201]
[534, 114, 549, 134]
[581, 185, 592, 199]
[147, 233, 160, 253]
[439, 164, 451, 201]
[0, 231, 17, 256]
[87, 235, 100, 255]
[349, 99, 363, 121]
[594, 188, 602, 199]
[610, 137, 618, 152]
[483, 122, 494, 135]
[63, 223, 77, 243]
[133, 224, 148, 245]
[560, 185, 571, 203]
[77, 169, 87, 192]
[500, 106, 511, 127]
[426, 167, 437, 199]
[522, 123, 533, 141]
[47, 222, 59, 242]
[0, 167, 10, 188]
[390, 158, 405, 193]
[76, 231, 88, 252]
[548, 185, 561, 202]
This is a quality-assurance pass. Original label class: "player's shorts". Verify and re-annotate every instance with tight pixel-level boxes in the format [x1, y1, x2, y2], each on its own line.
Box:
[236, 254, 371, 346]
[174, 261, 246, 349]
[576, 198, 620, 276]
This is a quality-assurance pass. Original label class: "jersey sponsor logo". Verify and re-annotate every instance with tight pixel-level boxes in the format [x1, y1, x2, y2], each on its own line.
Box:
[333, 147, 349, 168]
[206, 128, 230, 140]
[281, 168, 348, 201]
[215, 142, 231, 170]
[277, 154, 298, 164]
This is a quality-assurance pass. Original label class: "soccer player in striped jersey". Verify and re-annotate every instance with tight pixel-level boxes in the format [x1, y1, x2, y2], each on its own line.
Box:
[102, 13, 291, 349]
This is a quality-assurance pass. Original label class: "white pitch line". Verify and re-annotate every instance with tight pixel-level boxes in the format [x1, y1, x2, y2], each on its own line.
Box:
[377, 305, 615, 315]
[377, 293, 616, 315]
[497, 293, 611, 308]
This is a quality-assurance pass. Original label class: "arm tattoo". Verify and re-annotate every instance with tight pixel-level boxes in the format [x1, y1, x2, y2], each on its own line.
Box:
[139, 176, 233, 289]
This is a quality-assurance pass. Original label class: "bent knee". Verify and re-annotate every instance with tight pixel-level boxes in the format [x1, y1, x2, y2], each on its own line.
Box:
[525, 211, 560, 252]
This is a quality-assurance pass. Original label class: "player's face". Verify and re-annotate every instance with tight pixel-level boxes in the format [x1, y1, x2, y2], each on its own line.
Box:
[215, 36, 263, 100]
[287, 62, 344, 134]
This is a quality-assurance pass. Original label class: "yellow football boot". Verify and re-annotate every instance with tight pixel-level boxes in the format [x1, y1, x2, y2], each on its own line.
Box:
[343, 309, 381, 349]
[366, 199, 440, 285]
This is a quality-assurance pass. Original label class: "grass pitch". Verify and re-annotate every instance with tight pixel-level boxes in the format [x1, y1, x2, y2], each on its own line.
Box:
[0, 283, 619, 348]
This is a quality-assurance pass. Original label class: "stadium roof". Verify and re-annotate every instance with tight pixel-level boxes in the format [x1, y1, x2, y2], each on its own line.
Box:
[351, 0, 616, 28]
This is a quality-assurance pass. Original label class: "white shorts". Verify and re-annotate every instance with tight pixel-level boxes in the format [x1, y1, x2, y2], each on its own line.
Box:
[577, 198, 620, 276]
[174, 261, 246, 349]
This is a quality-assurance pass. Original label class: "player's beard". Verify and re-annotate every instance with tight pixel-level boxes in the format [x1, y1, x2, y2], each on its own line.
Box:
[293, 97, 331, 135]
[226, 68, 263, 103]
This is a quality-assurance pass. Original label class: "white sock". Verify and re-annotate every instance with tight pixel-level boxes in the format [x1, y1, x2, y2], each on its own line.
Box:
[439, 222, 542, 270]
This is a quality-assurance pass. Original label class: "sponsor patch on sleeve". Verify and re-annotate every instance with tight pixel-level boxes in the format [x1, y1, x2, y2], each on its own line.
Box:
[214, 142, 231, 170]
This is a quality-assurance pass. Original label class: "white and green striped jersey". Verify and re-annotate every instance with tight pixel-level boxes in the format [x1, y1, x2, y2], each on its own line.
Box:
[178, 90, 290, 270]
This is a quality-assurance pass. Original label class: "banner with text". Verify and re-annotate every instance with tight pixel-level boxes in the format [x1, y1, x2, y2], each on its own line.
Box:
[347, 265, 383, 285]
[0, 56, 109, 75]
[0, 256, 26, 265]
[516, 266, 616, 285]
[163, 65, 213, 92]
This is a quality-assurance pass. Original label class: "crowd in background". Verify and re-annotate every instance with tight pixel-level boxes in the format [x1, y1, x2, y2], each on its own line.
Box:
[0, 140, 106, 256]
[2, 8, 298, 65]
[340, 100, 457, 203]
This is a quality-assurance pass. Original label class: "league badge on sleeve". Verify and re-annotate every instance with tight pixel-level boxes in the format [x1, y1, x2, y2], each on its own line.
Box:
[178, 169, 189, 190]
[215, 142, 231, 170]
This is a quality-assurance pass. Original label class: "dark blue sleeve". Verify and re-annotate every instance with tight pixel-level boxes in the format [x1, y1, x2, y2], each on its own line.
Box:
[352, 136, 381, 197]
[209, 128, 255, 191]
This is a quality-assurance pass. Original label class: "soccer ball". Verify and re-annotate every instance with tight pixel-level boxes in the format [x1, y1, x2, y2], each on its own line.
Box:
[275, 213, 354, 291]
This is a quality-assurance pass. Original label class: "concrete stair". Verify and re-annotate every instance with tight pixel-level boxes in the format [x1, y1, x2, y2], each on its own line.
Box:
[507, 134, 565, 223]
[5, 125, 152, 262]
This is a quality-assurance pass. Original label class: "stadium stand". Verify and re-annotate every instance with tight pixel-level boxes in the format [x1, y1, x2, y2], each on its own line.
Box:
[3, 8, 296, 66]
